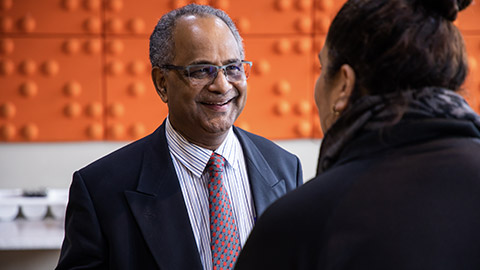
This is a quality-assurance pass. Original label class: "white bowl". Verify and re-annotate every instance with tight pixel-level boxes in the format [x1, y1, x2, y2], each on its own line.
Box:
[21, 204, 48, 221]
[0, 204, 19, 221]
[49, 204, 67, 220]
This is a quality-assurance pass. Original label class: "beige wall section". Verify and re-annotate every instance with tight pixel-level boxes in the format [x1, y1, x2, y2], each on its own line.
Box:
[0, 139, 321, 189]
[0, 250, 61, 270]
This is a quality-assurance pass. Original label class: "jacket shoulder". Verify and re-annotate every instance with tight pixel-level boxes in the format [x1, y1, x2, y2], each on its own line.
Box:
[234, 127, 296, 158]
[76, 126, 165, 190]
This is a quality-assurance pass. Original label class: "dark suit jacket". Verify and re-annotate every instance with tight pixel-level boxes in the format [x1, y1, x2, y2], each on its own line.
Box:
[56, 122, 302, 270]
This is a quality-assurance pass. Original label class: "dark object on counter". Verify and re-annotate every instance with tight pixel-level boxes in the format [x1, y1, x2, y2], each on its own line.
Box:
[22, 188, 47, 197]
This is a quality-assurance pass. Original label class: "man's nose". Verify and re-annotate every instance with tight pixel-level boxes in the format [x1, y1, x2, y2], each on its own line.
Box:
[208, 68, 231, 93]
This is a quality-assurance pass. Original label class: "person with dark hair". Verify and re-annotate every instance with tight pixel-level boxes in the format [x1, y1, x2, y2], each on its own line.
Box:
[235, 0, 480, 269]
[56, 4, 302, 270]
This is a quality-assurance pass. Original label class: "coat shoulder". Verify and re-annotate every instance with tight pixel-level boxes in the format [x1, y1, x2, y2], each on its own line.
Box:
[234, 127, 297, 159]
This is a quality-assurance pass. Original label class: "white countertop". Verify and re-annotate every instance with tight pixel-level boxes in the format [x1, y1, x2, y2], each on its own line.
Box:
[0, 189, 68, 250]
[0, 218, 64, 250]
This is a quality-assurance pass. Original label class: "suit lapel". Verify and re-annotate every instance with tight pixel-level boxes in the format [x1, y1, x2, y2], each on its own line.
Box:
[124, 123, 203, 270]
[234, 127, 287, 217]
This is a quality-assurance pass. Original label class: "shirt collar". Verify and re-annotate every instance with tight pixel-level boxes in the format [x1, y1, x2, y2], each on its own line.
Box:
[165, 117, 240, 178]
[215, 126, 239, 171]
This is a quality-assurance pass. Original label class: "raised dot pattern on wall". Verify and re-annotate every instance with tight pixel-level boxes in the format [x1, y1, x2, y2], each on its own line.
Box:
[1, 0, 479, 141]
[0, 0, 104, 141]
[232, 0, 342, 138]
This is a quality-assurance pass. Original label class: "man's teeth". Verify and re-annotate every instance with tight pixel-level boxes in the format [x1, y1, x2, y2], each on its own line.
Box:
[206, 100, 230, 105]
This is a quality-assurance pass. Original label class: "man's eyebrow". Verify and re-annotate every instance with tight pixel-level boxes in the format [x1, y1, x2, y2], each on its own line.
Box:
[223, 58, 241, 64]
[188, 59, 241, 66]
[188, 60, 212, 65]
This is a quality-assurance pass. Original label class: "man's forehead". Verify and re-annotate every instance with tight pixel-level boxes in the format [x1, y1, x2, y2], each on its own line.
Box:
[175, 14, 225, 30]
[172, 15, 234, 48]
[171, 14, 240, 64]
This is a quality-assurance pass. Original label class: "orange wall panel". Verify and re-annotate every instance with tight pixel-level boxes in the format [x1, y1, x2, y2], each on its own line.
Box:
[105, 37, 167, 141]
[221, 0, 313, 35]
[457, 0, 480, 31]
[311, 34, 325, 138]
[463, 35, 480, 112]
[313, 0, 345, 34]
[0, 37, 103, 141]
[0, 0, 102, 34]
[104, 0, 171, 35]
[237, 36, 315, 139]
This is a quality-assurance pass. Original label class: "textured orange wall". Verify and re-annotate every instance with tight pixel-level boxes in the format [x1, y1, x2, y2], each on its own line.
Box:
[0, 0, 479, 142]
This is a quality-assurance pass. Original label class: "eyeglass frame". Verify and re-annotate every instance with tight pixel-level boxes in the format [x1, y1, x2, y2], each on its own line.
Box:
[160, 60, 253, 87]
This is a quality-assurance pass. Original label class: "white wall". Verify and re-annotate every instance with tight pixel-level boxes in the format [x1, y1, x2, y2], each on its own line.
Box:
[0, 142, 129, 189]
[0, 139, 321, 189]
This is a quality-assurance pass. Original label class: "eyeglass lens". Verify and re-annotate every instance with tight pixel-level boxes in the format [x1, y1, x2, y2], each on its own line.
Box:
[186, 62, 251, 85]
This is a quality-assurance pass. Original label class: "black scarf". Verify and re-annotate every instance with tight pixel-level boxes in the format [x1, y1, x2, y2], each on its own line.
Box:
[317, 87, 480, 175]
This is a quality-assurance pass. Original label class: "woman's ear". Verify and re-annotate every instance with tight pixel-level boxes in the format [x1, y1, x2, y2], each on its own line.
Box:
[333, 64, 355, 113]
[151, 67, 168, 103]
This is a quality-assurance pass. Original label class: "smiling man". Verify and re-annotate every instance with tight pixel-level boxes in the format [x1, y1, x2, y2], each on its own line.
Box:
[152, 13, 247, 151]
[56, 4, 302, 270]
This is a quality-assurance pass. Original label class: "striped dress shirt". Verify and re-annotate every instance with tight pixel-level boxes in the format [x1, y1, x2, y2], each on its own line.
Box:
[165, 118, 255, 270]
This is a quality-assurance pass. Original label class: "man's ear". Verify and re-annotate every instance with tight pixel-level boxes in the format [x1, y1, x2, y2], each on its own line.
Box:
[152, 66, 168, 103]
[332, 64, 355, 113]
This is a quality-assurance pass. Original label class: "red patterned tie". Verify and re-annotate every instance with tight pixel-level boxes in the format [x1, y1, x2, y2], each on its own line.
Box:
[207, 153, 241, 270]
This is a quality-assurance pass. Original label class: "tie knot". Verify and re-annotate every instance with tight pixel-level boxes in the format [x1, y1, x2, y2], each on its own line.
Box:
[207, 153, 225, 173]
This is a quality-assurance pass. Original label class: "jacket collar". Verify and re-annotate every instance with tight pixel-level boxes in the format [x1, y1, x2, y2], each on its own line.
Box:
[125, 122, 203, 269]
[233, 126, 287, 217]
[335, 118, 480, 170]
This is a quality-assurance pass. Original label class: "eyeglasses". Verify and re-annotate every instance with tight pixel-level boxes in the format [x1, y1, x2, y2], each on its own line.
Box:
[161, 60, 253, 87]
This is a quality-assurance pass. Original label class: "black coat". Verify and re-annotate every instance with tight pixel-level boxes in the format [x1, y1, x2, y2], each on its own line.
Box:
[56, 121, 303, 270]
[236, 118, 480, 270]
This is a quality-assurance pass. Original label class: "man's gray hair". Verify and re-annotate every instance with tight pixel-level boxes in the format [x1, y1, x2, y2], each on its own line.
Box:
[149, 4, 245, 68]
